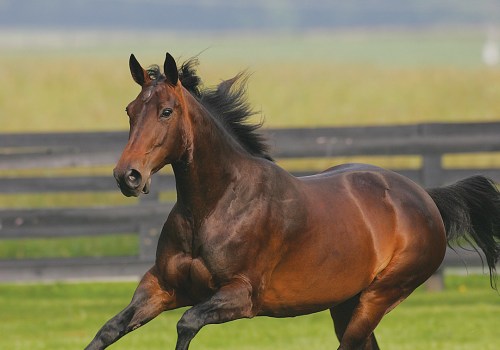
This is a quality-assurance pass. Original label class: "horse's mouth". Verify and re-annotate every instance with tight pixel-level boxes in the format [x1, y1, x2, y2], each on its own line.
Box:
[141, 177, 151, 195]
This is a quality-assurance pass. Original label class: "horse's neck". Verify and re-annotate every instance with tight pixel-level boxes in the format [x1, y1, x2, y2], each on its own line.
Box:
[172, 102, 249, 220]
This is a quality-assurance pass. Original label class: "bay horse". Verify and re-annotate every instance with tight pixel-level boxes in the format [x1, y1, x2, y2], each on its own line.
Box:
[85, 53, 500, 350]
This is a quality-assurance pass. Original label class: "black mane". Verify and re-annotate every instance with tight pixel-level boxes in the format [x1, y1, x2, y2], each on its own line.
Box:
[147, 59, 272, 161]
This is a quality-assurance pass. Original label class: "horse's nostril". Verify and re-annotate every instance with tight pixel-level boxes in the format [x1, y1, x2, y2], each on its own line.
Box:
[125, 169, 142, 189]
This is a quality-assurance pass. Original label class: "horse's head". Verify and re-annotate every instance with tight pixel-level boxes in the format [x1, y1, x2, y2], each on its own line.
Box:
[114, 53, 189, 197]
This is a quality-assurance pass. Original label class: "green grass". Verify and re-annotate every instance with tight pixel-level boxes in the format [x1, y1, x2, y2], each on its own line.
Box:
[0, 233, 138, 259]
[1, 30, 500, 133]
[0, 274, 497, 350]
[0, 191, 136, 209]
[2, 58, 500, 132]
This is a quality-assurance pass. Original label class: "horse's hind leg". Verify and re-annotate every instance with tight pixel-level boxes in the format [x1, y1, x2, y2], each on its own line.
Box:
[336, 280, 410, 350]
[330, 295, 380, 350]
[336, 251, 440, 350]
[85, 266, 186, 350]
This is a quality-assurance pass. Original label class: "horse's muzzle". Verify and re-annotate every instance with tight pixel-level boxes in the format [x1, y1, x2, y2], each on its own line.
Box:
[113, 167, 151, 197]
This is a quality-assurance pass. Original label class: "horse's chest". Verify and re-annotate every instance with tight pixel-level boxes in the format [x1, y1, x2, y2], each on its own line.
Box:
[163, 253, 216, 301]
[161, 203, 254, 299]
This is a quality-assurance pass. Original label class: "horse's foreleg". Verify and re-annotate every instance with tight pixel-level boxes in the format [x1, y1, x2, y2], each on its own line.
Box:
[84, 266, 184, 350]
[174, 278, 255, 350]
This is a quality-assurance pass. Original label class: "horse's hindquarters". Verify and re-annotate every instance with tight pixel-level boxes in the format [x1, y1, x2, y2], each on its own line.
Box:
[257, 166, 447, 318]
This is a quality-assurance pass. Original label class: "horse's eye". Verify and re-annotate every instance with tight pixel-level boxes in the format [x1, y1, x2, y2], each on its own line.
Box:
[161, 108, 173, 119]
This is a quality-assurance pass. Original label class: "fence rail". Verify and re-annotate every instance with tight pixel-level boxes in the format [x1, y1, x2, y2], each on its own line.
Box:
[1, 121, 500, 283]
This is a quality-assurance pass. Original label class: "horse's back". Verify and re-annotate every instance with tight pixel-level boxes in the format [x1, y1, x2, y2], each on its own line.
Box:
[301, 162, 393, 179]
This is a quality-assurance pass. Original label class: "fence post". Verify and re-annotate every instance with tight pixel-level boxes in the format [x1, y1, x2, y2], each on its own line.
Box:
[421, 152, 446, 291]
[421, 154, 443, 188]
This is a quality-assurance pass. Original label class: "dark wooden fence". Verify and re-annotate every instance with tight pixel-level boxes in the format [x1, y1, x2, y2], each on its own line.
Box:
[1, 121, 500, 283]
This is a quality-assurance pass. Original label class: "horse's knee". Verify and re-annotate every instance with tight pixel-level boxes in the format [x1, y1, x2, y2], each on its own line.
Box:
[176, 309, 201, 336]
[85, 266, 183, 350]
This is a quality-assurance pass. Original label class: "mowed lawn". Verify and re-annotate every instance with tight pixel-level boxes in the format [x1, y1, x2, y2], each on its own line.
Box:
[0, 275, 498, 350]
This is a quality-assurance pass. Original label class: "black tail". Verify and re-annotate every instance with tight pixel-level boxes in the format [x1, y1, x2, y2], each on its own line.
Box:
[427, 176, 500, 289]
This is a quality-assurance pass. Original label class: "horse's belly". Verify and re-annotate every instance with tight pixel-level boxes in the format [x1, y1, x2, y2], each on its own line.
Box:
[259, 277, 369, 318]
[258, 192, 389, 316]
[258, 243, 377, 317]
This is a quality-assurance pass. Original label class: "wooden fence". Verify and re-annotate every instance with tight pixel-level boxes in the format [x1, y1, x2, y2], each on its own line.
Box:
[1, 122, 500, 283]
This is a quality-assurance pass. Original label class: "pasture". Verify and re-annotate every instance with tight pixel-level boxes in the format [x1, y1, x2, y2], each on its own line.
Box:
[0, 275, 498, 350]
[0, 30, 499, 348]
[2, 30, 500, 134]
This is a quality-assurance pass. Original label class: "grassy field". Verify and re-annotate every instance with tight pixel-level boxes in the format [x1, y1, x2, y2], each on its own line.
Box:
[1, 30, 500, 133]
[2, 59, 500, 131]
[0, 274, 498, 350]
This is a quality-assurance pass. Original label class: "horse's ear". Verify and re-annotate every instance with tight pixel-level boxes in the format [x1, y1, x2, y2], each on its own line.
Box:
[164, 52, 179, 86]
[129, 54, 149, 86]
